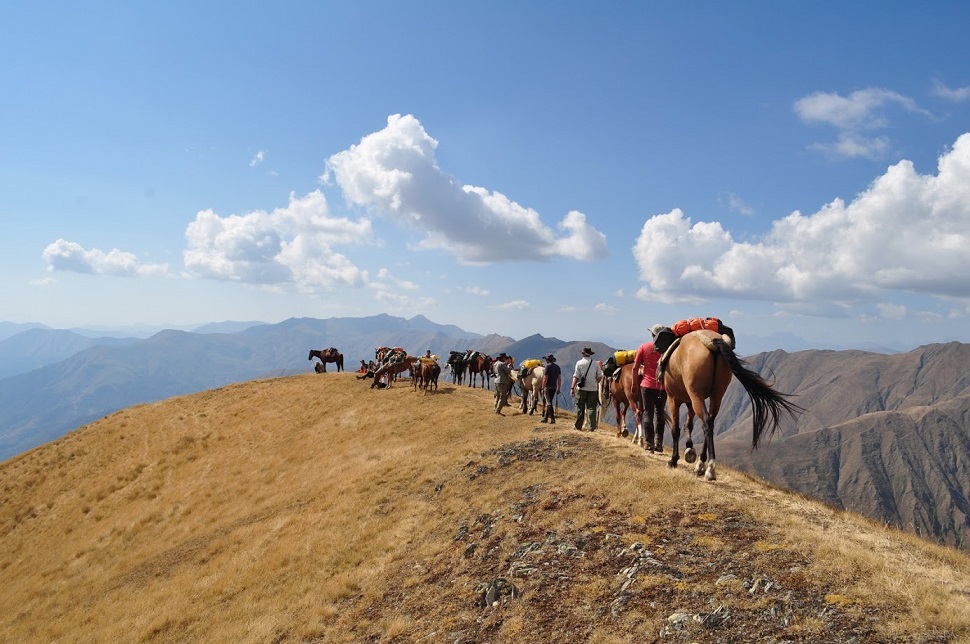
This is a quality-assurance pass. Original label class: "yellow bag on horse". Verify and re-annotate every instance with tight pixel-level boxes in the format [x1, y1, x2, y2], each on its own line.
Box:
[520, 358, 542, 371]
[613, 350, 636, 367]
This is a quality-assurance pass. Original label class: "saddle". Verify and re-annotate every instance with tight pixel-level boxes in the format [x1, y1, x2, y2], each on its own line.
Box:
[656, 331, 725, 384]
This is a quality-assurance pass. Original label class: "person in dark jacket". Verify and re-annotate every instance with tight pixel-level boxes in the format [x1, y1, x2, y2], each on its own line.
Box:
[540, 354, 562, 424]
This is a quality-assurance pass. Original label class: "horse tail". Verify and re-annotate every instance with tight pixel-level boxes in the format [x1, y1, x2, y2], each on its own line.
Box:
[711, 338, 802, 448]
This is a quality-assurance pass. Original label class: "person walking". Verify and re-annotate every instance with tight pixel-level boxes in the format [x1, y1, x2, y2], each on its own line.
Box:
[632, 324, 668, 452]
[493, 352, 513, 415]
[570, 347, 603, 431]
[540, 354, 562, 424]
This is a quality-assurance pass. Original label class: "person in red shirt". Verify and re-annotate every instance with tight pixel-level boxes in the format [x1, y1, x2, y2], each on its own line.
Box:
[632, 324, 667, 452]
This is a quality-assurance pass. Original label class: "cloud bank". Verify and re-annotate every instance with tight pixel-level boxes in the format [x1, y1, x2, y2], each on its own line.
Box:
[324, 114, 607, 264]
[634, 133, 970, 308]
[794, 87, 932, 159]
[43, 239, 168, 276]
[182, 190, 371, 291]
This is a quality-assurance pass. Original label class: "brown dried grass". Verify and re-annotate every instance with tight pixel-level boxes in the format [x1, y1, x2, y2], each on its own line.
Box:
[1, 372, 969, 642]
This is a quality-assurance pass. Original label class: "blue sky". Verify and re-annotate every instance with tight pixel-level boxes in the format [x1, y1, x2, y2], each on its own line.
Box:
[3, 2, 970, 353]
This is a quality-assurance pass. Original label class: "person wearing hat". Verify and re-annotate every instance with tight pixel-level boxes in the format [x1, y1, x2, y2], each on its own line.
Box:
[632, 324, 667, 452]
[492, 352, 513, 415]
[570, 346, 604, 431]
[540, 354, 562, 424]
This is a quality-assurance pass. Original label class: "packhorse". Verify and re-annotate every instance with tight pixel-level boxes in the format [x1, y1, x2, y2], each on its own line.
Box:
[663, 329, 801, 481]
[516, 362, 545, 415]
[464, 351, 492, 389]
[308, 348, 344, 372]
[371, 355, 418, 389]
[599, 362, 652, 445]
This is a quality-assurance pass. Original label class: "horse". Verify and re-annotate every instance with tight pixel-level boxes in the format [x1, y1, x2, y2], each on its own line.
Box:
[414, 359, 438, 395]
[664, 329, 802, 481]
[308, 348, 344, 372]
[371, 356, 418, 389]
[447, 351, 466, 385]
[465, 352, 492, 389]
[516, 364, 545, 415]
[599, 363, 646, 443]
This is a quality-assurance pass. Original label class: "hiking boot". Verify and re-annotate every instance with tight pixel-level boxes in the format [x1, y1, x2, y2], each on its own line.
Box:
[540, 419, 548, 423]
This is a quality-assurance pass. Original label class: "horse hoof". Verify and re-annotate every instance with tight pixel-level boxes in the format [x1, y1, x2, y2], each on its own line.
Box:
[621, 429, 629, 438]
[684, 448, 697, 464]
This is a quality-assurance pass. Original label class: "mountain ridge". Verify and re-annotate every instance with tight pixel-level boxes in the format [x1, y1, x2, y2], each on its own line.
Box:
[2, 372, 969, 642]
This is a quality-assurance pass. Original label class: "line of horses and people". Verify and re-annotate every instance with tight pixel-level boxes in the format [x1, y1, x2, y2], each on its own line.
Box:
[306, 316, 802, 482]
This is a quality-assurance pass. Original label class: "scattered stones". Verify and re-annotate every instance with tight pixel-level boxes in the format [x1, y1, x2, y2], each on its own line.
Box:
[475, 577, 521, 608]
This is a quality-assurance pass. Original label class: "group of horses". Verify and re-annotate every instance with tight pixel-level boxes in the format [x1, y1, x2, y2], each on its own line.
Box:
[445, 351, 494, 388]
[598, 329, 801, 481]
[309, 329, 802, 482]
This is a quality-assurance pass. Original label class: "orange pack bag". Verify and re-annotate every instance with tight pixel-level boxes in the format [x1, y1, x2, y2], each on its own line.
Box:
[671, 317, 721, 336]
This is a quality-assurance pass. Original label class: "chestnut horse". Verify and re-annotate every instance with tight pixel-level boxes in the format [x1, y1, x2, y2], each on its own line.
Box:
[466, 353, 492, 389]
[371, 356, 418, 389]
[413, 359, 439, 395]
[308, 348, 344, 372]
[664, 330, 801, 481]
[599, 363, 645, 443]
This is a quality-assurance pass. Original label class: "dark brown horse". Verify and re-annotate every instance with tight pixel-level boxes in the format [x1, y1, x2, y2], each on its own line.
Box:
[308, 348, 344, 372]
[446, 351, 466, 384]
[664, 330, 801, 481]
[466, 353, 492, 389]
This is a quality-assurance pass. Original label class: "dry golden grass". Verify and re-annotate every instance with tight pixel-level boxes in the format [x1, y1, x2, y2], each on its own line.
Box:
[2, 372, 970, 643]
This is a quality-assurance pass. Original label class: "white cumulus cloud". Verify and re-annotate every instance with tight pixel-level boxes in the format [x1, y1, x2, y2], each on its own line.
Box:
[43, 239, 169, 276]
[182, 189, 371, 292]
[324, 114, 608, 264]
[634, 133, 970, 308]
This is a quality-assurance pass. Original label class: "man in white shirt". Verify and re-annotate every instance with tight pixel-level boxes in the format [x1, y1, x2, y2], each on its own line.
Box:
[570, 346, 604, 431]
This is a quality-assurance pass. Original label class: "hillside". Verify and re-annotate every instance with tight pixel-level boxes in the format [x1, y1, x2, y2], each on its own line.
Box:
[3, 373, 970, 642]
[0, 314, 514, 461]
[710, 342, 970, 549]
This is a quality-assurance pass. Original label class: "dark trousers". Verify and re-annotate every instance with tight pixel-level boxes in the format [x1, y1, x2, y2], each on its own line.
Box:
[638, 387, 667, 448]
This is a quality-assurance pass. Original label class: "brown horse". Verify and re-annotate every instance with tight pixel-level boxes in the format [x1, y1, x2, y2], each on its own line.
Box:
[466, 353, 492, 389]
[413, 359, 439, 395]
[599, 363, 644, 442]
[308, 348, 344, 372]
[371, 356, 418, 389]
[664, 330, 801, 481]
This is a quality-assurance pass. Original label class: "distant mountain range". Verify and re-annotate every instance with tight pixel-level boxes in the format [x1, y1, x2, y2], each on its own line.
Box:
[2, 315, 968, 549]
[0, 314, 601, 461]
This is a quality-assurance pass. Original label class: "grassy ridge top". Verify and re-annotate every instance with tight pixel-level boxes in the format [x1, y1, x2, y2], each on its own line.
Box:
[3, 373, 970, 643]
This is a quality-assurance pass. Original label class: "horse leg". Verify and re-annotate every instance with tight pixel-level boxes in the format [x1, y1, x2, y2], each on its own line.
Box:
[617, 399, 630, 441]
[687, 396, 710, 478]
[683, 408, 697, 465]
[667, 398, 681, 468]
[702, 409, 718, 481]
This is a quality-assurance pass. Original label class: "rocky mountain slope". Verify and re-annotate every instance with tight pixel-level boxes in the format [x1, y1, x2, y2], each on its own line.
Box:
[2, 373, 969, 642]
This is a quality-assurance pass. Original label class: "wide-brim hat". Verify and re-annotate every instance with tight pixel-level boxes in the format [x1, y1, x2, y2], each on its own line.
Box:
[650, 323, 665, 337]
[581, 347, 594, 356]
[496, 352, 508, 359]
[545, 354, 556, 361]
